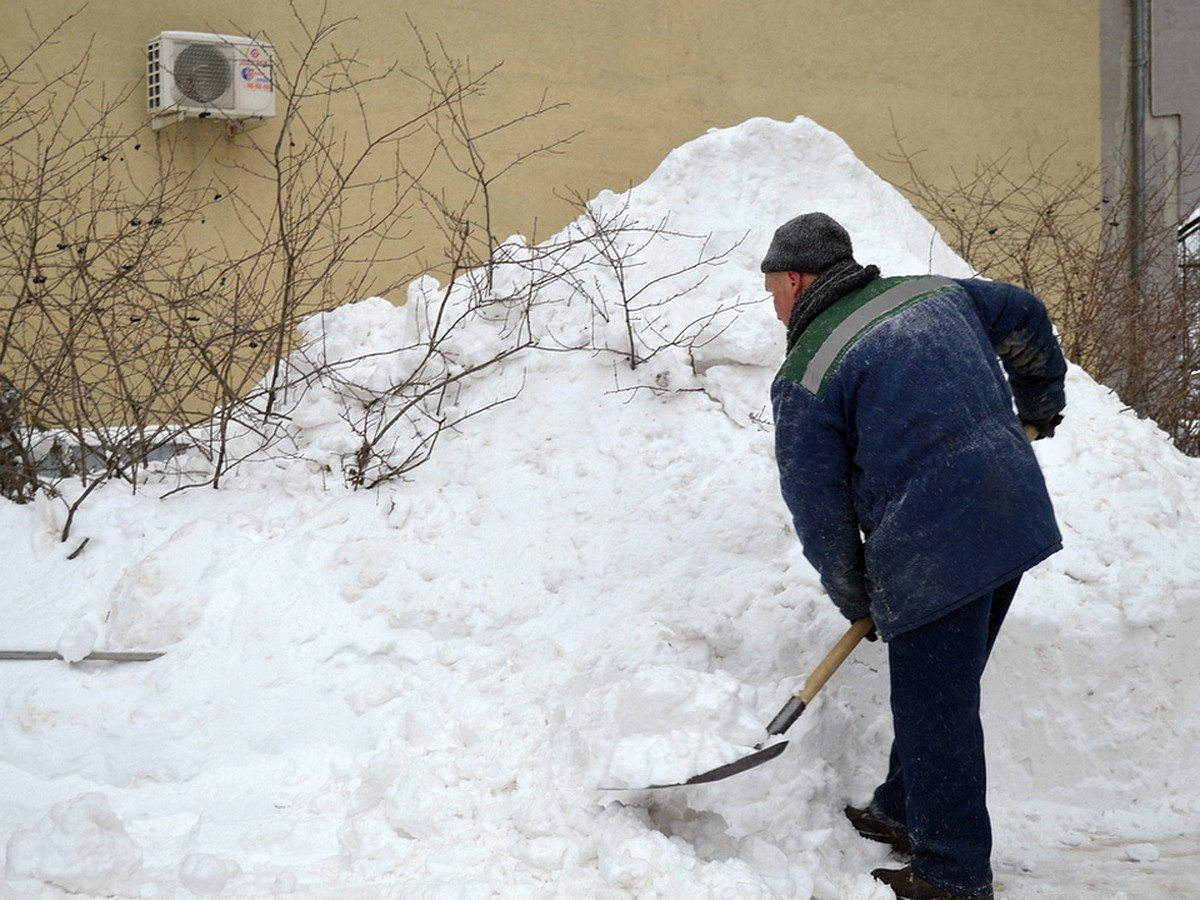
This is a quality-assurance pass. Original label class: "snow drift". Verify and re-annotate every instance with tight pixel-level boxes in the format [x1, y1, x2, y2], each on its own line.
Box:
[2, 117, 1199, 898]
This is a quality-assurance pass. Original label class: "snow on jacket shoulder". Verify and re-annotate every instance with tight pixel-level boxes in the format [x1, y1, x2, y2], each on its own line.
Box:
[770, 274, 1065, 640]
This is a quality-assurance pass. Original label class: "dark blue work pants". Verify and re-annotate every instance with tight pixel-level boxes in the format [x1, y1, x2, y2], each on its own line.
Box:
[869, 577, 1019, 897]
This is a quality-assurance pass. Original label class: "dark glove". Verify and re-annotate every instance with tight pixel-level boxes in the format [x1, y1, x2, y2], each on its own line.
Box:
[1021, 412, 1063, 440]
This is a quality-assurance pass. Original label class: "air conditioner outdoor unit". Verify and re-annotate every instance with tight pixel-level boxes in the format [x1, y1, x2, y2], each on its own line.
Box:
[147, 31, 276, 131]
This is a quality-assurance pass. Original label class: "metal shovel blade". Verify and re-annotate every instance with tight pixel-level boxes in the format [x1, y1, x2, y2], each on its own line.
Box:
[607, 617, 873, 791]
[643, 740, 790, 789]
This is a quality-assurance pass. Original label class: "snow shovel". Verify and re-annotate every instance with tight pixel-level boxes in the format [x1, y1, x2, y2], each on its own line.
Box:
[641, 616, 875, 789]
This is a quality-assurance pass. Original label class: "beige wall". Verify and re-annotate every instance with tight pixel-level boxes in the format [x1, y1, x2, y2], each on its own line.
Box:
[5, 0, 1100, 287]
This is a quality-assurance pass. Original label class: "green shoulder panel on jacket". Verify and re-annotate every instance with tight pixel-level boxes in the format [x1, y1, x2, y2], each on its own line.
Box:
[777, 275, 958, 397]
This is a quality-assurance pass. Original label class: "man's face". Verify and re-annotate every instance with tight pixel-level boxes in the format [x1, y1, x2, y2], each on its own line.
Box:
[764, 271, 807, 324]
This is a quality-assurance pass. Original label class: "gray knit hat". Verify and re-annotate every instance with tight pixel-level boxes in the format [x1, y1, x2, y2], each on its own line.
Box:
[760, 212, 854, 274]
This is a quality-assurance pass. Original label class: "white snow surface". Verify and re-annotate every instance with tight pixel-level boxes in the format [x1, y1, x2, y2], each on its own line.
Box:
[3, 117, 1199, 898]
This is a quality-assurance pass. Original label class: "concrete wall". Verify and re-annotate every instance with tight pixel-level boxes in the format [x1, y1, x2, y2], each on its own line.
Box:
[1102, 0, 1200, 229]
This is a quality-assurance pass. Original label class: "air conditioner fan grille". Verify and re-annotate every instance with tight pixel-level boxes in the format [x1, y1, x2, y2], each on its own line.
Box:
[174, 44, 231, 103]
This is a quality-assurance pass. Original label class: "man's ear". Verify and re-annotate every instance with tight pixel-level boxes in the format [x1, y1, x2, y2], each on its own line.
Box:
[779, 271, 800, 295]
[798, 272, 818, 293]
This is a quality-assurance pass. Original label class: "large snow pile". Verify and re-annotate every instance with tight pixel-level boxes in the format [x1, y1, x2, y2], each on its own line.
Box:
[3, 117, 1199, 898]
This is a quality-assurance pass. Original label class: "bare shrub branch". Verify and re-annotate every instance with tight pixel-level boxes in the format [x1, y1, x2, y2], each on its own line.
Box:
[887, 131, 1200, 455]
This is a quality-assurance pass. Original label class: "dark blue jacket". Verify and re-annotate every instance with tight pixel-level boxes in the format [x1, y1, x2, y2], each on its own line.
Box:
[771, 275, 1066, 640]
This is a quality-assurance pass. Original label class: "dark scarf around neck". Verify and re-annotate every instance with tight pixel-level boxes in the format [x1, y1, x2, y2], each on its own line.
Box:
[785, 258, 881, 351]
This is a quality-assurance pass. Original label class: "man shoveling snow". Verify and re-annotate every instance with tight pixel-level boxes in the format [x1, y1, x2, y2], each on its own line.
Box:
[764, 212, 1067, 900]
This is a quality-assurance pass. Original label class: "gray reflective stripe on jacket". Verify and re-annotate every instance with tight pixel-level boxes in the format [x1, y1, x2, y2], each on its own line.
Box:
[801, 275, 958, 395]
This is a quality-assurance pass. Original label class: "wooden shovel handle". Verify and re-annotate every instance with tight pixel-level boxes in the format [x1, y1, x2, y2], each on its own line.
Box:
[796, 616, 874, 704]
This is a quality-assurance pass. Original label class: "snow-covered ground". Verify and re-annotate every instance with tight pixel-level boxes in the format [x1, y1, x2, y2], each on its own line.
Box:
[3, 117, 1198, 899]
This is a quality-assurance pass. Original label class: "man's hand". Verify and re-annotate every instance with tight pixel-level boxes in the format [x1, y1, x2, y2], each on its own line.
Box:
[1021, 412, 1063, 440]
